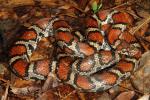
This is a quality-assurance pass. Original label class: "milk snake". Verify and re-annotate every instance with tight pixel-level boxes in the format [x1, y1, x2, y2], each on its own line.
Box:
[9, 9, 142, 92]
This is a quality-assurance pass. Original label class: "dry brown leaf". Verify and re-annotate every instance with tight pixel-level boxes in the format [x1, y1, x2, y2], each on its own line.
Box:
[13, 79, 35, 88]
[114, 91, 135, 100]
[131, 51, 150, 94]
[3, 0, 34, 8]
[138, 94, 150, 100]
[11, 86, 40, 95]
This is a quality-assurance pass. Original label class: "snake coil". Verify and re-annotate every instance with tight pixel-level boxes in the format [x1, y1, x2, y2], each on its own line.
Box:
[9, 10, 142, 92]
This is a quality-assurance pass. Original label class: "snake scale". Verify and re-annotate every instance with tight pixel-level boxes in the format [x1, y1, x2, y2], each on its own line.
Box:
[9, 9, 142, 92]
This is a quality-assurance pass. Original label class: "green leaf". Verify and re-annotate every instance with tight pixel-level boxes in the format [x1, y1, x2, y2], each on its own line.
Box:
[92, 1, 103, 13]
[92, 1, 98, 13]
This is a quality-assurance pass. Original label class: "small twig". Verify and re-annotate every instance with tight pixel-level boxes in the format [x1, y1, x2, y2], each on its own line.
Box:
[118, 84, 143, 95]
[41, 74, 54, 92]
[136, 37, 149, 51]
[59, 13, 78, 18]
[71, 5, 85, 13]
[1, 81, 10, 100]
[0, 77, 9, 83]
[54, 89, 76, 100]
[61, 90, 76, 100]
[129, 16, 150, 34]
[112, 0, 134, 10]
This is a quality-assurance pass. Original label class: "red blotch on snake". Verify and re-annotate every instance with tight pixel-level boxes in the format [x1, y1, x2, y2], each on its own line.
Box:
[10, 45, 27, 56]
[13, 59, 28, 76]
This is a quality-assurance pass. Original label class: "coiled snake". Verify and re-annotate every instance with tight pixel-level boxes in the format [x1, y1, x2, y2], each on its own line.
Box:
[9, 9, 142, 92]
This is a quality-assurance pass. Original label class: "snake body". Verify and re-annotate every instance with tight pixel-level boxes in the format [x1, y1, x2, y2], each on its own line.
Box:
[9, 10, 142, 92]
